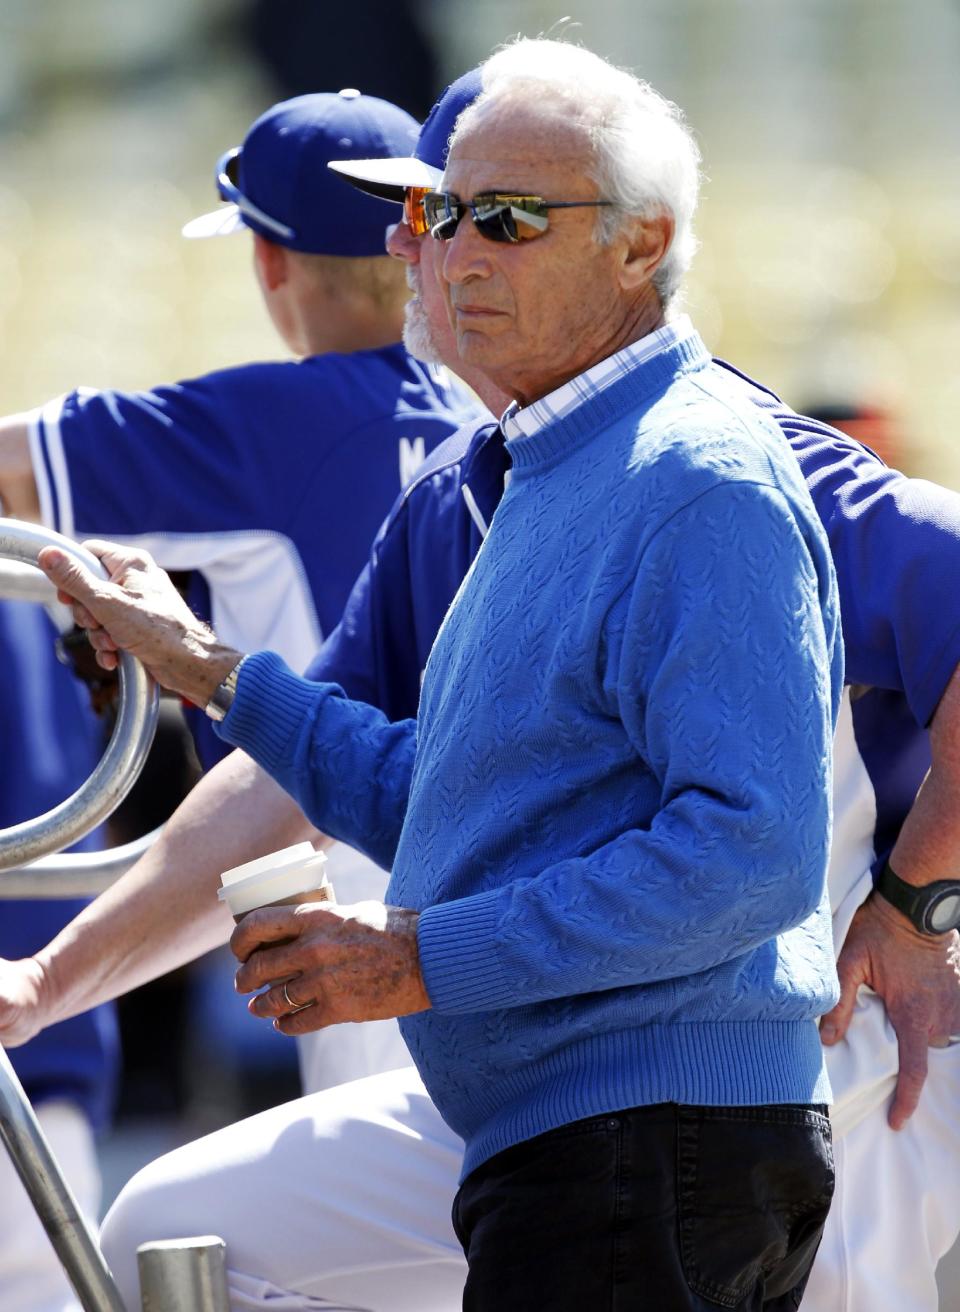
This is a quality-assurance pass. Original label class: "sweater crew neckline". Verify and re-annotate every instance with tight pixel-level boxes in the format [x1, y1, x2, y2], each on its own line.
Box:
[504, 330, 710, 474]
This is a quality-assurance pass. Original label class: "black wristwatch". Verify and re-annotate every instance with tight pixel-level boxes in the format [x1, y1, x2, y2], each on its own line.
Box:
[874, 860, 960, 935]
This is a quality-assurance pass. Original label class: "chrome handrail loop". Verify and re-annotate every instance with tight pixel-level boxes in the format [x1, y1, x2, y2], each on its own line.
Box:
[0, 520, 159, 871]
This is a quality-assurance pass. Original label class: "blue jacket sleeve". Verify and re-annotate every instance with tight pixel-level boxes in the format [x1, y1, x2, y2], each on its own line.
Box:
[218, 652, 415, 870]
[307, 420, 494, 719]
[305, 496, 422, 718]
[791, 427, 960, 725]
[32, 373, 287, 539]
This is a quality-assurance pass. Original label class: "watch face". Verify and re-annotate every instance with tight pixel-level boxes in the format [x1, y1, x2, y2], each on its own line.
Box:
[928, 890, 960, 934]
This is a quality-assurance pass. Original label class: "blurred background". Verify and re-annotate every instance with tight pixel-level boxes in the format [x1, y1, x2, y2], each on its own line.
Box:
[2, 0, 960, 477]
[0, 0, 959, 1303]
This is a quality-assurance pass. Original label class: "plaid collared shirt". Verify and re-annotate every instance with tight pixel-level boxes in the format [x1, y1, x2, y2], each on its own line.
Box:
[500, 314, 695, 442]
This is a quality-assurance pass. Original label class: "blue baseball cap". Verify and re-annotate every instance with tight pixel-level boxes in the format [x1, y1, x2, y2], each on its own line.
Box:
[328, 68, 483, 202]
[182, 90, 420, 256]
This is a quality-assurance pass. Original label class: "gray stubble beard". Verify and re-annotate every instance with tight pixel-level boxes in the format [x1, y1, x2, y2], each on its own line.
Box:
[402, 268, 443, 364]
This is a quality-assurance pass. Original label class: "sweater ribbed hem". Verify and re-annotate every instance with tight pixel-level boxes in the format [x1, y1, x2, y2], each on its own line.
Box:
[414, 1019, 832, 1182]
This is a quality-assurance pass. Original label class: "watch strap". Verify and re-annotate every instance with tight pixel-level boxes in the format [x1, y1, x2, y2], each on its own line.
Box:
[874, 860, 960, 935]
[205, 656, 248, 722]
[875, 860, 923, 927]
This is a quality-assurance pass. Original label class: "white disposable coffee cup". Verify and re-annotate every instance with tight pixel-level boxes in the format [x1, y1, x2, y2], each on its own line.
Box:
[218, 842, 333, 921]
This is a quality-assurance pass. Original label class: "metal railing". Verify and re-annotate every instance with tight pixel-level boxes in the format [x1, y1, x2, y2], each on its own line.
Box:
[0, 557, 60, 605]
[0, 521, 159, 871]
[0, 825, 163, 899]
[0, 1044, 127, 1311]
[0, 521, 228, 1309]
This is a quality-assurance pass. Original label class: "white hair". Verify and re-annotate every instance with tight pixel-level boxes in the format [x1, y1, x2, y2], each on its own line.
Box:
[448, 39, 702, 309]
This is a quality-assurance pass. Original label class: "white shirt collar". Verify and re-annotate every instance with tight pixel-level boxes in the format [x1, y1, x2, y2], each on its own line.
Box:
[500, 314, 695, 442]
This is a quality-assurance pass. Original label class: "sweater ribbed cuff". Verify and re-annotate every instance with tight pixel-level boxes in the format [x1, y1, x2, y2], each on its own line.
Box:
[417, 890, 514, 1013]
[217, 650, 331, 774]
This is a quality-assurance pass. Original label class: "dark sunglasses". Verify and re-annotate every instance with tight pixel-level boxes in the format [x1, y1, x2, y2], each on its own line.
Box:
[216, 147, 296, 242]
[423, 191, 613, 244]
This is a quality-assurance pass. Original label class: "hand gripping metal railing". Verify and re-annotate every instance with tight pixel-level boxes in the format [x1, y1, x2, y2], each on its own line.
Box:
[0, 521, 158, 871]
[0, 521, 229, 1310]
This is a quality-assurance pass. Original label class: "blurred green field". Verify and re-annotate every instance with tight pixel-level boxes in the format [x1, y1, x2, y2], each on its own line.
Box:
[2, 0, 959, 483]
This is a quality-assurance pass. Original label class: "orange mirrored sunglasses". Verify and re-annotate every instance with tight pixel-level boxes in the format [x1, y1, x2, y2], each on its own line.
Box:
[403, 186, 432, 237]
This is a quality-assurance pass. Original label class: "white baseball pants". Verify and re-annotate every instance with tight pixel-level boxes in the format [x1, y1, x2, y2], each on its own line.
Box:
[99, 1012, 960, 1312]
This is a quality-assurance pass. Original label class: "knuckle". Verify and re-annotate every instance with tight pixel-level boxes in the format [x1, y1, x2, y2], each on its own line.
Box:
[835, 956, 862, 986]
[244, 948, 265, 980]
[293, 902, 326, 924]
[231, 940, 255, 968]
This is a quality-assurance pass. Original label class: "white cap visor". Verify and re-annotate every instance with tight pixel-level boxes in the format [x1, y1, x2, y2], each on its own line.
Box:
[328, 156, 443, 203]
[181, 204, 246, 240]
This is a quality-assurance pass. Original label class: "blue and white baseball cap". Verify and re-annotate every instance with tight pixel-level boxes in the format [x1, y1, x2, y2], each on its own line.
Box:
[328, 69, 483, 201]
[182, 89, 420, 256]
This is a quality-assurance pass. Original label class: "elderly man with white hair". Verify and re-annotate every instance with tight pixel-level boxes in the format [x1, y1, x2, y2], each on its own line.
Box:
[39, 39, 843, 1310]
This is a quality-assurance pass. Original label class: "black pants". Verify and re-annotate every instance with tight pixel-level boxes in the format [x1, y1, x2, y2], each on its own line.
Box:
[452, 1103, 834, 1311]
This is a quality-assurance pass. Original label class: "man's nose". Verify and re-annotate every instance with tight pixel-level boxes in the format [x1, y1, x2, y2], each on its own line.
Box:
[386, 221, 421, 265]
[441, 212, 488, 284]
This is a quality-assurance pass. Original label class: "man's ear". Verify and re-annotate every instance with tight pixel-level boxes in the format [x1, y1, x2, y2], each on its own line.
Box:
[252, 232, 290, 292]
[619, 213, 674, 293]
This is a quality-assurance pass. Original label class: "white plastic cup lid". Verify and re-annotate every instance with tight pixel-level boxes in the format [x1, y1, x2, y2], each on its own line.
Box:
[220, 842, 317, 885]
[217, 842, 328, 916]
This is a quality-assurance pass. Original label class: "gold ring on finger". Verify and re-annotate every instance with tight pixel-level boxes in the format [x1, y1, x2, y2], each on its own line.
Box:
[281, 980, 314, 1015]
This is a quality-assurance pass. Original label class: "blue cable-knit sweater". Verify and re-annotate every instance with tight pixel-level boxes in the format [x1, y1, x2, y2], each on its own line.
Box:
[222, 331, 844, 1181]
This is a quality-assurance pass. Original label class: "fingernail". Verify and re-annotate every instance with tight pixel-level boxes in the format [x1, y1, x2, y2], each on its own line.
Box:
[820, 1024, 836, 1043]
